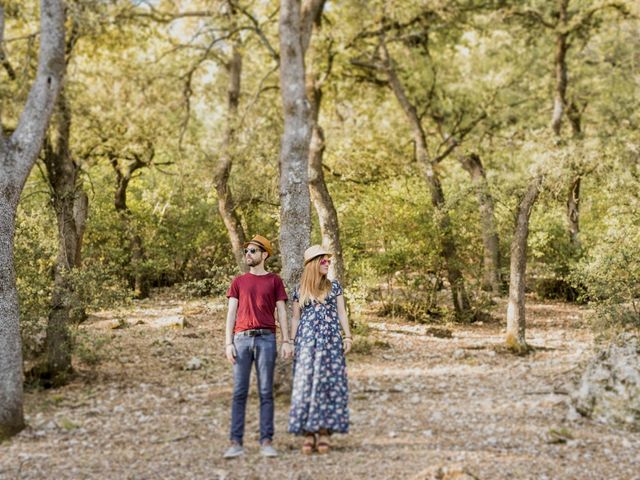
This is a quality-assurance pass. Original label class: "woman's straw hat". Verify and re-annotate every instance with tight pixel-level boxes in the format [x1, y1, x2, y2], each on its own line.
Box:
[304, 245, 333, 264]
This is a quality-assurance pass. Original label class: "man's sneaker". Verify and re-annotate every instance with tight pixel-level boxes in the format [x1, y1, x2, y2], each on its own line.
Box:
[260, 443, 278, 457]
[223, 443, 244, 459]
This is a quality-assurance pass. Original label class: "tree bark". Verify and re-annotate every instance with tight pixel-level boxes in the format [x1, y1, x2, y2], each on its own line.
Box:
[460, 153, 501, 294]
[567, 175, 580, 247]
[308, 111, 345, 282]
[506, 175, 544, 352]
[551, 0, 582, 249]
[41, 88, 86, 383]
[278, 0, 313, 291]
[304, 6, 344, 283]
[551, 32, 568, 136]
[0, 0, 65, 439]
[214, 41, 246, 273]
[382, 44, 471, 320]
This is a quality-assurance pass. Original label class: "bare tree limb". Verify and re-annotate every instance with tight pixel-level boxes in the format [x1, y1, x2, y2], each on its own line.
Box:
[231, 0, 280, 62]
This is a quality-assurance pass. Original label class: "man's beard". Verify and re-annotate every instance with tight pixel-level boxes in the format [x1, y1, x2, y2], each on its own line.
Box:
[246, 257, 259, 267]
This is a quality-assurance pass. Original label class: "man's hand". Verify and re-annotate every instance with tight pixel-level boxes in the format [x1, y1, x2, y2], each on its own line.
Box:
[281, 342, 294, 360]
[225, 344, 237, 364]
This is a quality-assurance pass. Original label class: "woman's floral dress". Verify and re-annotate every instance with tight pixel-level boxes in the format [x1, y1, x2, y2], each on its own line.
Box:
[288, 280, 349, 435]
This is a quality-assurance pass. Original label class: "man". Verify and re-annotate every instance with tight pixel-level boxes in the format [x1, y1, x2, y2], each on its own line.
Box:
[223, 234, 293, 458]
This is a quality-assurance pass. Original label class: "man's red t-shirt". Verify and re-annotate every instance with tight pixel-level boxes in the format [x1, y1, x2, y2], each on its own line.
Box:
[227, 272, 288, 333]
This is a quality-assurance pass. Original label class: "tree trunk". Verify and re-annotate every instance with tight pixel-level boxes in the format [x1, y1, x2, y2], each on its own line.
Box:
[0, 0, 65, 439]
[506, 175, 544, 352]
[460, 153, 501, 294]
[0, 193, 24, 439]
[214, 42, 246, 273]
[306, 57, 345, 282]
[278, 0, 313, 291]
[551, 0, 570, 137]
[567, 102, 582, 249]
[42, 89, 85, 383]
[308, 123, 345, 282]
[551, 0, 582, 249]
[274, 0, 326, 398]
[111, 157, 149, 298]
[551, 31, 568, 136]
[567, 175, 580, 248]
[382, 44, 471, 320]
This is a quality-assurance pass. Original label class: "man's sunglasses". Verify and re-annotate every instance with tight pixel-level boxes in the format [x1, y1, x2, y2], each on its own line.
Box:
[244, 247, 263, 254]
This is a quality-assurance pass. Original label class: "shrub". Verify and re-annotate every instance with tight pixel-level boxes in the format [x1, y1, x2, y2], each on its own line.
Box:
[179, 264, 235, 298]
[573, 223, 640, 335]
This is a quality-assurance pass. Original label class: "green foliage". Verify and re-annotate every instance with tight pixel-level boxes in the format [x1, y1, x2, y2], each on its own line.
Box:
[15, 199, 56, 358]
[179, 264, 235, 298]
[5, 0, 640, 347]
[574, 223, 640, 334]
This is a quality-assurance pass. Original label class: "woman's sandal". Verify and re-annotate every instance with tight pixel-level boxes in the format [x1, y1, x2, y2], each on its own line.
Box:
[316, 433, 330, 454]
[302, 434, 315, 455]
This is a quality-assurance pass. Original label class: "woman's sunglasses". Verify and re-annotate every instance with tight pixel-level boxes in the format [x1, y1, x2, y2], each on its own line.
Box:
[319, 258, 331, 266]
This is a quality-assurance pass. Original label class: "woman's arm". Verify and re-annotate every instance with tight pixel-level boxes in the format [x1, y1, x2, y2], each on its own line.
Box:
[336, 295, 352, 354]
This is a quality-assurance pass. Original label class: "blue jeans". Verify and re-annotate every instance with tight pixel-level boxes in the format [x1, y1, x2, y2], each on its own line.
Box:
[230, 333, 277, 445]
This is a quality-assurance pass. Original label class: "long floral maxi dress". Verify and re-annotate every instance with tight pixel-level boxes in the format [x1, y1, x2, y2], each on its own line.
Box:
[288, 280, 349, 435]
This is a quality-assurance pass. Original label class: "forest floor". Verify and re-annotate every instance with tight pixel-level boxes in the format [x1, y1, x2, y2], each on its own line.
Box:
[1, 293, 640, 480]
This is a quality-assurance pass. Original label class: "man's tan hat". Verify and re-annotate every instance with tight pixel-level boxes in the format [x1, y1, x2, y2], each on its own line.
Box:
[244, 234, 273, 257]
[304, 245, 332, 264]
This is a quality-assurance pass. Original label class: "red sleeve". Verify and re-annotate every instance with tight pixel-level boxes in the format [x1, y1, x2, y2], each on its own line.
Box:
[274, 275, 288, 302]
[227, 277, 240, 298]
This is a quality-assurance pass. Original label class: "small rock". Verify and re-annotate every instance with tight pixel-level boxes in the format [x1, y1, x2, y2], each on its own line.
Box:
[185, 357, 202, 370]
[453, 349, 465, 360]
[152, 316, 185, 329]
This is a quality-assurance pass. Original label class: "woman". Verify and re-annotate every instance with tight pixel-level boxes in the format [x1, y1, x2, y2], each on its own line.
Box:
[288, 245, 352, 454]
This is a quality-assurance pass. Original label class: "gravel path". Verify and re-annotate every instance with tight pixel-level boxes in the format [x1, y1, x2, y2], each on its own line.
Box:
[1, 297, 639, 479]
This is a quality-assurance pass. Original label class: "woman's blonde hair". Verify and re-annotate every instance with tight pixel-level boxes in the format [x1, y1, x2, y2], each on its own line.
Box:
[297, 256, 331, 306]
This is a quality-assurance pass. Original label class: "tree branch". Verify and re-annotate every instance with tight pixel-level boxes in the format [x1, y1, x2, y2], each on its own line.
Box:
[231, 0, 279, 62]
[10, 0, 65, 183]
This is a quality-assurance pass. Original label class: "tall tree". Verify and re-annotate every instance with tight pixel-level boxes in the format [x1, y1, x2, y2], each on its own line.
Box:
[109, 144, 154, 298]
[40, 87, 88, 384]
[305, 5, 346, 282]
[0, 0, 65, 439]
[278, 0, 325, 290]
[39, 6, 89, 385]
[460, 153, 501, 294]
[508, 0, 630, 248]
[214, 38, 247, 273]
[506, 174, 544, 352]
[380, 40, 471, 320]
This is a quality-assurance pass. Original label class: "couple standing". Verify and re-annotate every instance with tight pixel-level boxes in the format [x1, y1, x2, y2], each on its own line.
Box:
[223, 235, 352, 458]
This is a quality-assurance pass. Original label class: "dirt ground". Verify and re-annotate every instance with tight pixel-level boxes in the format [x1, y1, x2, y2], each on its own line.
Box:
[1, 294, 639, 480]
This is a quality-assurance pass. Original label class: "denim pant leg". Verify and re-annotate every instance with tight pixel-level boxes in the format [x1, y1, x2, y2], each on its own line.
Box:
[254, 334, 277, 444]
[230, 335, 253, 445]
